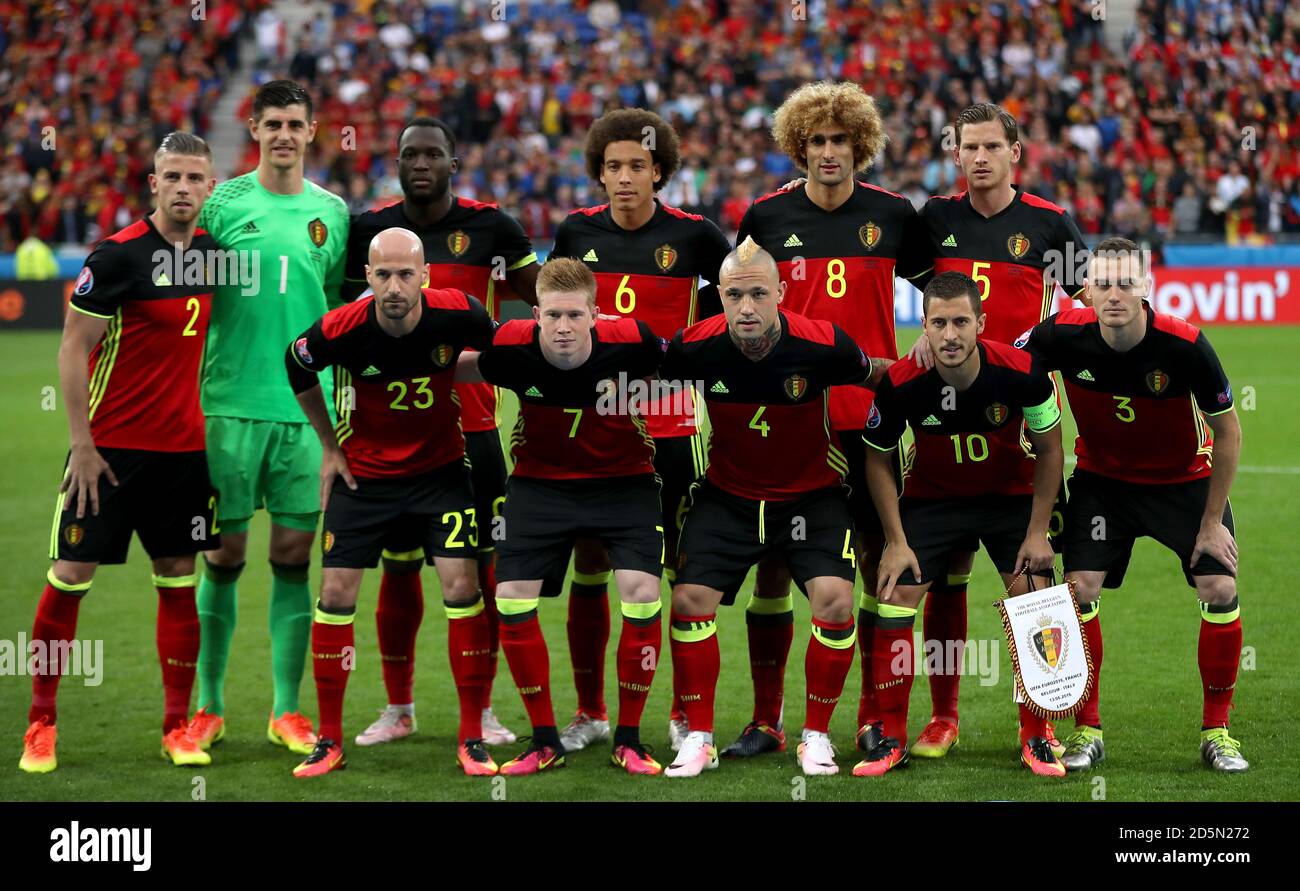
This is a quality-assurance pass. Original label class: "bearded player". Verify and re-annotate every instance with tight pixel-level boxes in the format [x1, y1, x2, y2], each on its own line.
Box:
[20, 133, 220, 772]
[189, 80, 350, 756]
[286, 228, 496, 777]
[724, 81, 930, 759]
[901, 103, 1088, 760]
[663, 238, 893, 778]
[343, 117, 538, 749]
[859, 272, 1065, 778]
[1020, 237, 1246, 773]
[549, 108, 731, 753]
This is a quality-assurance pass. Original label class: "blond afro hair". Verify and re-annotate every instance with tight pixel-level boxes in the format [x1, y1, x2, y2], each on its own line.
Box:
[772, 82, 887, 173]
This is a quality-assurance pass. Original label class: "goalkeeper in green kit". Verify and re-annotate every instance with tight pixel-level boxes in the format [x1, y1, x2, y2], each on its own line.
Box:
[189, 81, 349, 755]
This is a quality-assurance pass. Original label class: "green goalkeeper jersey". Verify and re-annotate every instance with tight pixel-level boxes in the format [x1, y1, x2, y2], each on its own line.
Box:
[198, 171, 349, 422]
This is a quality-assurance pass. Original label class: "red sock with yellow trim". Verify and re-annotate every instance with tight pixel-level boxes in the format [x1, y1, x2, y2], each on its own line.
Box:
[616, 599, 662, 735]
[873, 605, 917, 746]
[669, 611, 718, 733]
[857, 591, 880, 729]
[376, 554, 423, 706]
[923, 573, 968, 725]
[1199, 598, 1242, 728]
[567, 570, 610, 720]
[479, 559, 500, 701]
[446, 594, 491, 741]
[1076, 600, 1103, 728]
[805, 617, 856, 733]
[311, 602, 356, 743]
[746, 592, 794, 727]
[28, 570, 88, 725]
[497, 597, 556, 730]
[155, 573, 200, 733]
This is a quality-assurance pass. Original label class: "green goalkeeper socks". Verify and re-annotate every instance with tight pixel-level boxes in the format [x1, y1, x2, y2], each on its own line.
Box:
[196, 558, 243, 717]
[269, 561, 312, 716]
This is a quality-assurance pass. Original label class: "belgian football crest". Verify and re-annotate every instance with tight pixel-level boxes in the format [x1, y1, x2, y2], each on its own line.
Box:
[64, 524, 84, 546]
[323, 531, 335, 553]
[308, 218, 328, 248]
[448, 230, 471, 258]
[431, 345, 454, 368]
[996, 577, 1094, 719]
[1030, 617, 1065, 670]
[985, 402, 1009, 426]
[1146, 369, 1169, 394]
[1007, 232, 1030, 260]
[859, 221, 881, 250]
[655, 243, 678, 272]
[783, 374, 808, 400]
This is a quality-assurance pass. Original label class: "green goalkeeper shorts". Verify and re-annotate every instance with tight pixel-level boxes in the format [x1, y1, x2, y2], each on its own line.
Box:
[205, 416, 322, 532]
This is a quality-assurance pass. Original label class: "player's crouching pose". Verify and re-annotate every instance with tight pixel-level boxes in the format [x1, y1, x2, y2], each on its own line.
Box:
[456, 257, 668, 776]
[20, 133, 221, 773]
[860, 272, 1065, 778]
[662, 237, 893, 778]
[1020, 237, 1247, 773]
[284, 228, 496, 778]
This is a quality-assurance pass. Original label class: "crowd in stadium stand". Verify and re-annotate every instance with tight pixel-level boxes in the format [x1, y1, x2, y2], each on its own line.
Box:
[3, 0, 1299, 254]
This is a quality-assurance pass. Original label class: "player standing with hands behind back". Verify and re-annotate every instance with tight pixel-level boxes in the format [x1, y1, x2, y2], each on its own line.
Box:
[189, 81, 350, 757]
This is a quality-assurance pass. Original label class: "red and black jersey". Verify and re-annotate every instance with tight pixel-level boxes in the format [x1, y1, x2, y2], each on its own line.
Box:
[738, 181, 930, 430]
[550, 199, 731, 438]
[285, 288, 494, 479]
[476, 317, 664, 480]
[919, 186, 1088, 345]
[69, 216, 217, 452]
[1020, 304, 1234, 484]
[864, 341, 1060, 499]
[661, 310, 872, 501]
[344, 196, 538, 433]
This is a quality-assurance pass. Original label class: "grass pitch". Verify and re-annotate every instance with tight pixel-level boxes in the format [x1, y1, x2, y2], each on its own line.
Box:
[0, 327, 1296, 802]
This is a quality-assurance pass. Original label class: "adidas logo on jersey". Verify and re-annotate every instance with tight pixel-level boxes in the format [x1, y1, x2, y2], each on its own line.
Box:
[922, 414, 942, 426]
[582, 249, 598, 262]
[784, 234, 803, 247]
[361, 366, 381, 376]
[710, 381, 729, 394]
[525, 386, 543, 397]
[942, 234, 957, 247]
[1076, 369, 1096, 382]
[154, 272, 171, 286]
[242, 221, 260, 234]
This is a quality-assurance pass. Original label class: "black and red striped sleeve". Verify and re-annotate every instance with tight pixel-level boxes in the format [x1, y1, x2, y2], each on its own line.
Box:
[69, 241, 132, 319]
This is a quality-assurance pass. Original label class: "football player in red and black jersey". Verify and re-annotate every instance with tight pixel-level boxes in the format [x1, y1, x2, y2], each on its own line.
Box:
[859, 272, 1065, 778]
[1020, 237, 1247, 773]
[343, 117, 539, 750]
[457, 258, 668, 776]
[725, 81, 931, 759]
[548, 108, 731, 753]
[903, 104, 1089, 760]
[661, 238, 892, 778]
[20, 133, 221, 774]
[286, 228, 497, 778]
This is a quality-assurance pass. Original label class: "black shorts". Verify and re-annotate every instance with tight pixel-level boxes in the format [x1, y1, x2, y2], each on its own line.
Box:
[324, 459, 478, 569]
[675, 482, 856, 603]
[496, 474, 664, 583]
[49, 447, 220, 565]
[655, 432, 706, 559]
[897, 495, 1035, 587]
[839, 432, 898, 550]
[1061, 469, 1235, 589]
